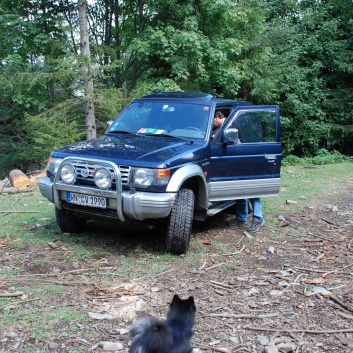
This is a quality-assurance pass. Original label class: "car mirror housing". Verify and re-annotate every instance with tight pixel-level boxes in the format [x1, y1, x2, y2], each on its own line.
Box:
[223, 128, 239, 145]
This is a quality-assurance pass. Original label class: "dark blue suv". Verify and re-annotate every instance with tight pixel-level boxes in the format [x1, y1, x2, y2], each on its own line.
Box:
[39, 92, 281, 254]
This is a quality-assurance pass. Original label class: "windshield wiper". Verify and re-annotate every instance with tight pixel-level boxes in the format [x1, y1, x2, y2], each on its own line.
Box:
[109, 130, 144, 137]
[144, 133, 193, 143]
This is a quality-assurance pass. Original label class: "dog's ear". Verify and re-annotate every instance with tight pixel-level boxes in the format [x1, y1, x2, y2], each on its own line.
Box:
[171, 294, 181, 306]
[187, 296, 196, 311]
[187, 296, 195, 305]
[187, 296, 195, 304]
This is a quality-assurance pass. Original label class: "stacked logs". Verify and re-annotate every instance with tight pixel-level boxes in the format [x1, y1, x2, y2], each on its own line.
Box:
[0, 169, 45, 194]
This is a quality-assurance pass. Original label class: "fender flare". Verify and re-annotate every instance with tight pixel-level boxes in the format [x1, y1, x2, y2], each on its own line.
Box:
[166, 164, 208, 210]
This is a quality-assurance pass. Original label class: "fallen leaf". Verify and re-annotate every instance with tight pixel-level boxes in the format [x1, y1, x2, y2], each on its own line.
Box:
[301, 278, 326, 284]
[201, 240, 212, 245]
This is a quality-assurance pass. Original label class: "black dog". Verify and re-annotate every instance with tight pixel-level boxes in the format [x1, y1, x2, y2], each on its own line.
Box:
[129, 294, 196, 353]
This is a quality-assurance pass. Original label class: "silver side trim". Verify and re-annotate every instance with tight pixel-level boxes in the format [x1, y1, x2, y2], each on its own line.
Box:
[209, 178, 281, 201]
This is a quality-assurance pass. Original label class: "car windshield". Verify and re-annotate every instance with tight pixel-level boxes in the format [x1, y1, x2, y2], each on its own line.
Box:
[108, 101, 211, 140]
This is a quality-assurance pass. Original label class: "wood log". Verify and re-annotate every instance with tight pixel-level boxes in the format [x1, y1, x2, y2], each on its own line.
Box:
[0, 186, 34, 194]
[29, 170, 46, 185]
[9, 169, 30, 188]
[0, 177, 9, 192]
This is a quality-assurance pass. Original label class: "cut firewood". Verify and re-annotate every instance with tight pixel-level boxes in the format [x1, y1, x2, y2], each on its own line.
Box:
[9, 169, 30, 188]
[29, 170, 46, 185]
[0, 186, 34, 194]
[0, 177, 9, 191]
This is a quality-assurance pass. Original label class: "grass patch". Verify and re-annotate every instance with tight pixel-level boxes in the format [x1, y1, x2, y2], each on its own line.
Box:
[0, 162, 352, 349]
[263, 162, 353, 218]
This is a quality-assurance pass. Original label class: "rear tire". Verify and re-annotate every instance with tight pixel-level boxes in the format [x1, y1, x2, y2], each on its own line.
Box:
[55, 207, 86, 233]
[166, 188, 194, 254]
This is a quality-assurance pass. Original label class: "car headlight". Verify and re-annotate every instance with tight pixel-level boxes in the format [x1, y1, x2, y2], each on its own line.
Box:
[130, 168, 170, 187]
[46, 157, 63, 177]
[94, 168, 112, 189]
[60, 164, 76, 184]
[131, 168, 154, 187]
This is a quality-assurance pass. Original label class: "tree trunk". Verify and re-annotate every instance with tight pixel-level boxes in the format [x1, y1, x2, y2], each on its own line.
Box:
[78, 0, 96, 140]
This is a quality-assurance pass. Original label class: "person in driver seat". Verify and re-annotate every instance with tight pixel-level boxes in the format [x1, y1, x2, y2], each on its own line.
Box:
[212, 111, 226, 138]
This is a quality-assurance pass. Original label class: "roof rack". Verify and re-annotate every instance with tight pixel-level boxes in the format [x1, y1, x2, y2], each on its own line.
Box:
[140, 92, 215, 100]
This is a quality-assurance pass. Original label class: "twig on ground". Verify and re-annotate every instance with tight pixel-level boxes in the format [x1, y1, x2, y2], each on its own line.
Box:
[0, 266, 115, 281]
[336, 312, 353, 320]
[210, 280, 233, 289]
[244, 326, 353, 334]
[0, 291, 24, 297]
[205, 262, 225, 271]
[295, 332, 306, 353]
[323, 263, 353, 278]
[193, 343, 230, 353]
[329, 294, 353, 313]
[235, 235, 245, 246]
[22, 221, 56, 230]
[320, 217, 336, 225]
[295, 266, 353, 276]
[210, 313, 279, 319]
[198, 261, 207, 270]
[0, 297, 40, 311]
[0, 210, 39, 214]
[222, 245, 246, 256]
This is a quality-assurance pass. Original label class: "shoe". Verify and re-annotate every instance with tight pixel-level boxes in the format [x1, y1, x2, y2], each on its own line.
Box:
[227, 218, 246, 226]
[246, 219, 265, 232]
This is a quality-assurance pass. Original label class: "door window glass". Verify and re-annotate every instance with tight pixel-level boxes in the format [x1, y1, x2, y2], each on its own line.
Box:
[228, 111, 277, 143]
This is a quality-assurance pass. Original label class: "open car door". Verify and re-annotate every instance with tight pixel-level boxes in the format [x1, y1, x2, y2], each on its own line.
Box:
[209, 105, 281, 201]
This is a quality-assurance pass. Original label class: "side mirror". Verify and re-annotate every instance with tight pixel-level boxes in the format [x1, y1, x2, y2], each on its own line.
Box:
[223, 128, 239, 145]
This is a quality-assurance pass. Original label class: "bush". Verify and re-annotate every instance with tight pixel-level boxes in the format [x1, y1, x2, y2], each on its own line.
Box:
[283, 149, 352, 167]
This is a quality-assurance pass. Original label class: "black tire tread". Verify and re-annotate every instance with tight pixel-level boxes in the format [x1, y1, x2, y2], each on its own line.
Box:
[166, 188, 194, 254]
[55, 207, 86, 233]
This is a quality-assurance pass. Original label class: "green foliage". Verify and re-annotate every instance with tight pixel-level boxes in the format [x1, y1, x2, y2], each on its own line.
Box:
[282, 149, 352, 166]
[0, 0, 352, 177]
[23, 100, 86, 163]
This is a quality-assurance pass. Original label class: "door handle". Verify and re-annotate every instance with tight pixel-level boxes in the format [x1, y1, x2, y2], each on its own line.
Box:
[265, 155, 276, 160]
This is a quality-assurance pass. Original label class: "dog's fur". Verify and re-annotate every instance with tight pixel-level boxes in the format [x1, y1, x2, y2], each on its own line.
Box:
[129, 294, 196, 353]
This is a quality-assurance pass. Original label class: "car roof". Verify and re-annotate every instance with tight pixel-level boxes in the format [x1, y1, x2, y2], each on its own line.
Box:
[136, 92, 253, 106]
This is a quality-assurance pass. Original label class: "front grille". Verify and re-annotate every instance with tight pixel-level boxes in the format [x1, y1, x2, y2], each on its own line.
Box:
[68, 161, 130, 189]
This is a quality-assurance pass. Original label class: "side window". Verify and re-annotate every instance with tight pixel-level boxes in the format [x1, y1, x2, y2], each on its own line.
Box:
[258, 111, 277, 142]
[216, 107, 232, 118]
[228, 111, 277, 143]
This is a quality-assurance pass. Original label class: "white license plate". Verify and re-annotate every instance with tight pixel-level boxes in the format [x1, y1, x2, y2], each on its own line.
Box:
[67, 192, 107, 209]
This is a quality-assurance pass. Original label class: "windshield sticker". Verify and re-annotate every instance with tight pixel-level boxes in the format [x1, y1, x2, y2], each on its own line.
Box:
[138, 128, 165, 134]
[162, 105, 175, 112]
[204, 106, 210, 110]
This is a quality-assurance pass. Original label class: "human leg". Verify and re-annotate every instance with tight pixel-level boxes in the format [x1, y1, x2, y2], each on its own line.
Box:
[250, 198, 263, 222]
[246, 198, 265, 232]
[227, 199, 248, 225]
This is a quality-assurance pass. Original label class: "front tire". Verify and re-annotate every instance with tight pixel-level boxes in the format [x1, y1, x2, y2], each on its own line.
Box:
[55, 207, 86, 233]
[166, 188, 195, 254]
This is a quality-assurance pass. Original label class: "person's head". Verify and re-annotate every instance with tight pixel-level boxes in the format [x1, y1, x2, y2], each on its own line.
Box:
[213, 111, 226, 128]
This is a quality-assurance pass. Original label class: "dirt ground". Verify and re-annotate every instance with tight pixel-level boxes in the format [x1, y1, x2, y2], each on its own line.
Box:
[1, 185, 353, 353]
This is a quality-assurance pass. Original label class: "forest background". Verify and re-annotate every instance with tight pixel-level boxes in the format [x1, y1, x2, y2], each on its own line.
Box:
[0, 0, 352, 179]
